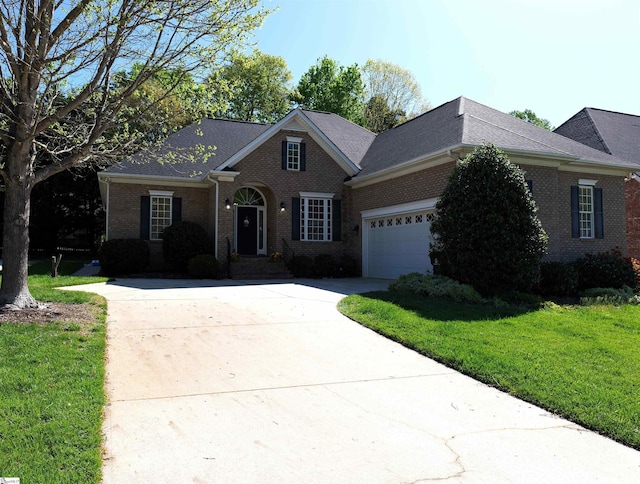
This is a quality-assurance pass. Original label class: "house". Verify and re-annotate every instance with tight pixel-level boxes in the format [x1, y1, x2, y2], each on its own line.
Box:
[98, 97, 638, 279]
[554, 108, 640, 258]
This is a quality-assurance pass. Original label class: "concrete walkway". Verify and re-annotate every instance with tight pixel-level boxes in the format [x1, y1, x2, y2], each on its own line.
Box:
[65, 278, 640, 483]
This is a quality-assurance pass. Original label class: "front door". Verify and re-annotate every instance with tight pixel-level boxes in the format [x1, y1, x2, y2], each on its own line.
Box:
[237, 206, 258, 255]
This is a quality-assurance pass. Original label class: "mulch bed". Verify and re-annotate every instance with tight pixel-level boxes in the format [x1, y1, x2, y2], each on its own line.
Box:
[0, 302, 97, 325]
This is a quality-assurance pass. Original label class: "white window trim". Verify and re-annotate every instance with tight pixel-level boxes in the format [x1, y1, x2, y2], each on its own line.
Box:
[149, 191, 174, 240]
[578, 184, 594, 239]
[579, 179, 598, 186]
[149, 190, 174, 197]
[300, 193, 333, 242]
[286, 137, 302, 172]
[300, 191, 334, 199]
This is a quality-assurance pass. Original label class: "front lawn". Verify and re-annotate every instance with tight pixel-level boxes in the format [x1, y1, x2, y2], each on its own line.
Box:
[338, 291, 640, 450]
[0, 261, 108, 482]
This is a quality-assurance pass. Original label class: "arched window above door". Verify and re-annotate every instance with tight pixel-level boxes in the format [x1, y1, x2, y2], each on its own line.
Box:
[233, 187, 265, 206]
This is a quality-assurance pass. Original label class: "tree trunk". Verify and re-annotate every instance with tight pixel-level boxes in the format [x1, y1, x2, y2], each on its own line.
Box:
[0, 148, 37, 309]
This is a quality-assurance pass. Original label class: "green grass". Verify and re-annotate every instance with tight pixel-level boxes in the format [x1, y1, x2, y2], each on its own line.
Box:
[338, 291, 640, 450]
[0, 260, 108, 482]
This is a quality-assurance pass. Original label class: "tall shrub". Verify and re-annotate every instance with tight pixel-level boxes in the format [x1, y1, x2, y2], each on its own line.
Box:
[162, 221, 212, 271]
[430, 143, 548, 295]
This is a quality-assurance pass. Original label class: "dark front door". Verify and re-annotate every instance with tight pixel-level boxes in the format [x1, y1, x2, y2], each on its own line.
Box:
[237, 207, 258, 255]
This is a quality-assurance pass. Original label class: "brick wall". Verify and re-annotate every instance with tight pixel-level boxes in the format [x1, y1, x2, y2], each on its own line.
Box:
[107, 182, 211, 268]
[217, 129, 355, 262]
[626, 177, 640, 259]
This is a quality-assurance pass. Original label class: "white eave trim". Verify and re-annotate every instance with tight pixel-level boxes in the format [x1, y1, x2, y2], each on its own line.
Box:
[216, 109, 360, 176]
[361, 197, 439, 219]
[346, 145, 461, 188]
[97, 171, 209, 188]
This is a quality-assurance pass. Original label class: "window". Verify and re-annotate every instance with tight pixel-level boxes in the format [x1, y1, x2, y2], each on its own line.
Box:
[287, 141, 300, 171]
[150, 191, 173, 240]
[578, 185, 594, 238]
[571, 182, 603, 239]
[301, 196, 332, 241]
[281, 137, 305, 171]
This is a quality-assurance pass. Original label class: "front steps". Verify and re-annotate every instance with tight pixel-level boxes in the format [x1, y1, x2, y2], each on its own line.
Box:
[229, 256, 293, 280]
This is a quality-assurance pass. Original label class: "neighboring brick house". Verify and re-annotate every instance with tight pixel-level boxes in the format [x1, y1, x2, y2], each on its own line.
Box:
[555, 108, 640, 258]
[98, 97, 638, 278]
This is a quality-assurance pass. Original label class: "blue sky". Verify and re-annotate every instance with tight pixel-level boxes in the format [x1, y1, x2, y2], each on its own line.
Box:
[254, 0, 640, 127]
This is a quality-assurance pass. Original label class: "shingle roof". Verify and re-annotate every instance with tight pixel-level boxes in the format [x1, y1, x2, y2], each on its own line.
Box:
[105, 97, 636, 182]
[356, 97, 636, 177]
[105, 118, 271, 179]
[301, 110, 376, 167]
[555, 108, 640, 165]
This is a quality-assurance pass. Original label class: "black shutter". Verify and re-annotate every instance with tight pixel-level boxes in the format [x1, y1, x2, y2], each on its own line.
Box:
[292, 197, 301, 240]
[594, 187, 604, 239]
[571, 186, 579, 238]
[300, 142, 306, 171]
[281, 140, 287, 170]
[526, 179, 533, 194]
[172, 197, 182, 224]
[332, 199, 341, 241]
[140, 196, 150, 240]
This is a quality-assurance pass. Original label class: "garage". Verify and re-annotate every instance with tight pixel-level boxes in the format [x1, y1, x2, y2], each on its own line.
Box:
[361, 199, 437, 279]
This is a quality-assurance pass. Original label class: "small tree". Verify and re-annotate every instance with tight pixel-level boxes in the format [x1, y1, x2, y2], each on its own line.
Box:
[430, 143, 548, 295]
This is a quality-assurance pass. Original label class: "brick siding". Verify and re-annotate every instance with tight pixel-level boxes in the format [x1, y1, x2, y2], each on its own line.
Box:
[626, 177, 640, 259]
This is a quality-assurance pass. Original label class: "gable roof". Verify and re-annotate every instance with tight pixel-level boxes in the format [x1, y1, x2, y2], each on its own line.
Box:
[104, 118, 270, 179]
[103, 97, 637, 185]
[554, 108, 640, 165]
[356, 97, 636, 179]
[216, 109, 372, 175]
[105, 109, 374, 180]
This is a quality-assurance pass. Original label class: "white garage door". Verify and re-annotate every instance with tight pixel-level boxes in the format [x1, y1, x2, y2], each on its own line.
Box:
[365, 211, 435, 279]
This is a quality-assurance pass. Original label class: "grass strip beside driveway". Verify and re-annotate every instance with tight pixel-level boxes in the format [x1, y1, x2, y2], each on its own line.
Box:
[0, 261, 108, 482]
[338, 291, 640, 450]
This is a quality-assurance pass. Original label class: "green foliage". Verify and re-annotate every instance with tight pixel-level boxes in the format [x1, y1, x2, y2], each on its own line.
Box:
[162, 221, 212, 272]
[295, 56, 365, 124]
[389, 272, 485, 303]
[99, 239, 150, 276]
[431, 143, 548, 295]
[363, 94, 405, 133]
[361, 59, 430, 124]
[212, 49, 294, 123]
[580, 286, 640, 306]
[187, 254, 222, 279]
[314, 253, 336, 278]
[509, 109, 554, 130]
[336, 254, 359, 278]
[574, 248, 638, 291]
[537, 261, 578, 296]
[288, 255, 316, 278]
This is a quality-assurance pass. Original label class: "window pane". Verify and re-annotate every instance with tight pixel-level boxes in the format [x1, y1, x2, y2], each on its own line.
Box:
[151, 196, 172, 239]
[300, 197, 331, 241]
[287, 142, 300, 170]
[578, 186, 593, 238]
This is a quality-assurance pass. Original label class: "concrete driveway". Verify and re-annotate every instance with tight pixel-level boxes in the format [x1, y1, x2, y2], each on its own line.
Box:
[67, 278, 640, 483]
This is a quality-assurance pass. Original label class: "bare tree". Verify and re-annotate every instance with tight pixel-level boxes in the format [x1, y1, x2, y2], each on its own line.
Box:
[0, 0, 267, 308]
[361, 59, 430, 125]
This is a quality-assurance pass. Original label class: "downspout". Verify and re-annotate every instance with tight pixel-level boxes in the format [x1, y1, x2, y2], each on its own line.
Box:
[99, 177, 111, 241]
[207, 174, 219, 259]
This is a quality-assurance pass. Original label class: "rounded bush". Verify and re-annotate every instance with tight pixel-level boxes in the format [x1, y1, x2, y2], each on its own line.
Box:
[389, 272, 485, 304]
[288, 255, 315, 277]
[314, 253, 336, 278]
[99, 239, 149, 276]
[336, 255, 358, 278]
[574, 248, 637, 291]
[187, 254, 222, 279]
[162, 221, 212, 271]
[430, 143, 547, 295]
[538, 261, 578, 296]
